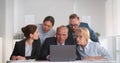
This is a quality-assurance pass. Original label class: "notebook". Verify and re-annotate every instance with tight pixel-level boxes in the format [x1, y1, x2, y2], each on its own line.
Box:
[50, 45, 76, 61]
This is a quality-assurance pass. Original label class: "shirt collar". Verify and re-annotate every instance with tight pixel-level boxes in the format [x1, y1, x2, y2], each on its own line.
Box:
[79, 41, 91, 50]
[57, 41, 65, 45]
[85, 41, 91, 49]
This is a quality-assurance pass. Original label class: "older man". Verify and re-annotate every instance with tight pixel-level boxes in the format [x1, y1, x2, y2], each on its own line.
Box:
[37, 25, 74, 60]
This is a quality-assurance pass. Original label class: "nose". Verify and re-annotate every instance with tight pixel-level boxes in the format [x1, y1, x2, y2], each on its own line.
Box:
[71, 26, 76, 30]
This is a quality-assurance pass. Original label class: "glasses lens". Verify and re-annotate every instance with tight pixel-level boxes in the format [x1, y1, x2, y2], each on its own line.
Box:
[70, 24, 78, 27]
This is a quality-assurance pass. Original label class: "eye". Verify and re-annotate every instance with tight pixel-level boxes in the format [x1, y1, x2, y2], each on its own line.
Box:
[70, 24, 79, 27]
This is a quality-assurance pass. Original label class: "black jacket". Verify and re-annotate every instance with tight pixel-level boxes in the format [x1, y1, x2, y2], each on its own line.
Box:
[37, 37, 74, 60]
[10, 38, 41, 60]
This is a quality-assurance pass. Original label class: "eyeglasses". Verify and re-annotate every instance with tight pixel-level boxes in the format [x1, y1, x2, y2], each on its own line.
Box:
[70, 24, 79, 28]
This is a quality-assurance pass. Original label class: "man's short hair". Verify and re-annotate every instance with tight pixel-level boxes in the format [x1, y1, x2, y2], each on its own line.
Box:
[56, 25, 68, 33]
[69, 13, 79, 20]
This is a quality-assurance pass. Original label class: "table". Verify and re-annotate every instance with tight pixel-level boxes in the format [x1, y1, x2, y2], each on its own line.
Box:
[7, 60, 116, 63]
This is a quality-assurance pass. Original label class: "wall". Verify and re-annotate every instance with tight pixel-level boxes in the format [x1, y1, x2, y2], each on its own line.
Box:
[0, 0, 2, 60]
[0, 38, 2, 63]
[105, 0, 120, 36]
[76, 0, 105, 38]
[0, 0, 2, 37]
[0, 0, 5, 62]
[1, 0, 120, 63]
[1, 0, 14, 63]
[24, 0, 75, 29]
[14, 0, 106, 39]
[14, 0, 75, 34]
[116, 0, 120, 35]
[14, 0, 25, 34]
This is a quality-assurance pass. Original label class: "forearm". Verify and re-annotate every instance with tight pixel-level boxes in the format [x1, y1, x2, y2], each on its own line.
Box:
[94, 56, 105, 60]
[83, 56, 105, 60]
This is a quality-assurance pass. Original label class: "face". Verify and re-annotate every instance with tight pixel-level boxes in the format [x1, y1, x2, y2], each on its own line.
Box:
[69, 18, 80, 31]
[56, 28, 68, 44]
[42, 21, 53, 32]
[30, 29, 39, 40]
[75, 33, 87, 47]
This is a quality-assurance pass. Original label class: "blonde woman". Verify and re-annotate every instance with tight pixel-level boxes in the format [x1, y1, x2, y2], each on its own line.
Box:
[75, 27, 111, 60]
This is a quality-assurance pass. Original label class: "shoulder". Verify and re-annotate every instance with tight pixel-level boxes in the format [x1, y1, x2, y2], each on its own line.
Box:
[15, 39, 26, 44]
[80, 22, 89, 26]
[45, 37, 56, 41]
[43, 37, 57, 45]
[49, 28, 55, 33]
[80, 22, 88, 24]
[45, 37, 56, 43]
[88, 41, 100, 47]
[14, 39, 26, 48]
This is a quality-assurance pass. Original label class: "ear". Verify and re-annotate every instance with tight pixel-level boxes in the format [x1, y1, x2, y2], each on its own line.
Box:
[30, 34, 33, 38]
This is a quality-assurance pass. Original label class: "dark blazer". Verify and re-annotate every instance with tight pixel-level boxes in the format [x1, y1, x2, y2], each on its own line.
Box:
[10, 38, 41, 60]
[67, 22, 99, 43]
[37, 37, 74, 60]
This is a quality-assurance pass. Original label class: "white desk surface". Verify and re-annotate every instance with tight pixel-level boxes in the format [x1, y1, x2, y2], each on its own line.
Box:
[7, 60, 116, 63]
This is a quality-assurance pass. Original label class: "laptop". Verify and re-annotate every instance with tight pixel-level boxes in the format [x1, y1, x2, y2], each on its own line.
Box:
[50, 45, 76, 61]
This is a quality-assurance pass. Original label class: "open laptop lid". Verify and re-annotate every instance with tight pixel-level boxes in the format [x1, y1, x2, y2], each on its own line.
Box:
[50, 45, 76, 61]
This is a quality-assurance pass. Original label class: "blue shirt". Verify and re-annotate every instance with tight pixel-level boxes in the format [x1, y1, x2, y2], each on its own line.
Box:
[67, 22, 99, 43]
[37, 24, 55, 45]
[77, 41, 111, 59]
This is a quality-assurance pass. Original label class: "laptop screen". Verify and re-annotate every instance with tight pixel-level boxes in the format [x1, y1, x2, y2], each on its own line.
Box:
[50, 45, 76, 61]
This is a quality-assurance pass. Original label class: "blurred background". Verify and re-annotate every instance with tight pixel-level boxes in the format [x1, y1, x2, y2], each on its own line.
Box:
[0, 0, 120, 63]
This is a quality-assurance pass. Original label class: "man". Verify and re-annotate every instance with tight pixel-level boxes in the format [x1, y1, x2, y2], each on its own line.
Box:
[37, 25, 74, 60]
[67, 13, 99, 43]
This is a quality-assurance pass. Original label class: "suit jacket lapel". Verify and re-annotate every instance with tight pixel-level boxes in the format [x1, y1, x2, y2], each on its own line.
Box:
[53, 38, 57, 45]
[31, 41, 36, 56]
[21, 40, 25, 56]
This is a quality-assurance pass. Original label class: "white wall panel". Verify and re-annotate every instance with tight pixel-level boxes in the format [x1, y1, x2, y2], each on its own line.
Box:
[0, 38, 2, 63]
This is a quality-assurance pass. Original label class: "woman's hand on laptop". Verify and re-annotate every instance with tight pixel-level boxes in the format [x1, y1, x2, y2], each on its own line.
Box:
[11, 56, 26, 60]
[11, 56, 17, 60]
[16, 56, 26, 60]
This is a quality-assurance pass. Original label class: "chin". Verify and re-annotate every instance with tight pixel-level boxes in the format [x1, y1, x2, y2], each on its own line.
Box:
[77, 43, 81, 45]
[34, 38, 38, 40]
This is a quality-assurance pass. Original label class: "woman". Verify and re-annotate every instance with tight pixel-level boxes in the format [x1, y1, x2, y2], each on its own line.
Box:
[75, 27, 111, 60]
[37, 16, 55, 45]
[10, 24, 41, 60]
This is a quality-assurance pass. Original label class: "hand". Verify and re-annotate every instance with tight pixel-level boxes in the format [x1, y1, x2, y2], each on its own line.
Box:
[82, 56, 104, 60]
[82, 56, 95, 60]
[16, 56, 26, 60]
[11, 56, 17, 60]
